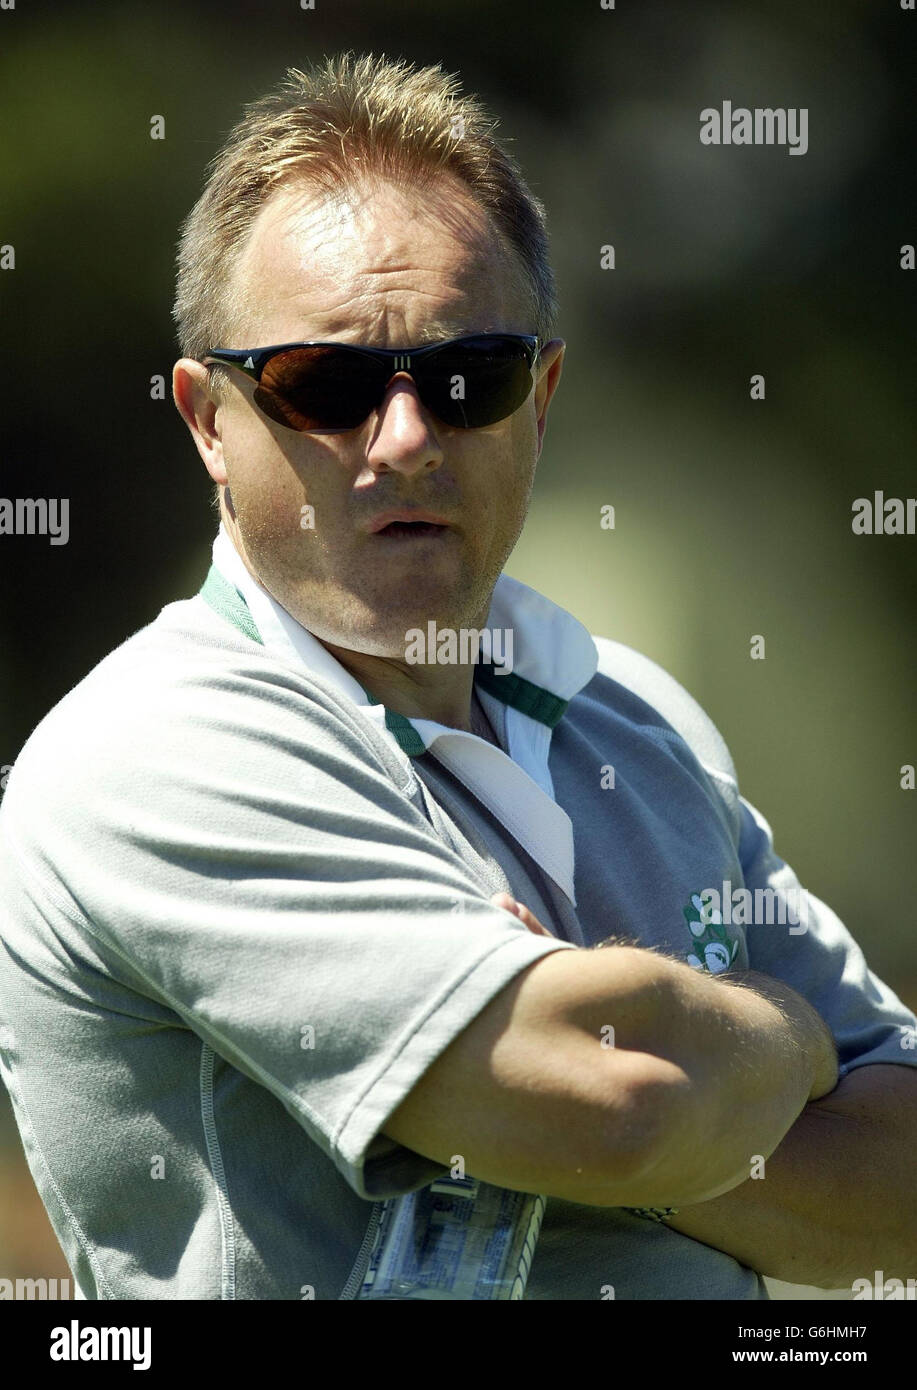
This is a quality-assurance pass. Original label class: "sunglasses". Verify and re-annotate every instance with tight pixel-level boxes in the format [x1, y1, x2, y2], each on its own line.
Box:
[202, 333, 541, 433]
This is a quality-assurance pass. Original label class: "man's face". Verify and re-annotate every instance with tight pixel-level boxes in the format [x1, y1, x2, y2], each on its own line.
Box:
[196, 174, 562, 655]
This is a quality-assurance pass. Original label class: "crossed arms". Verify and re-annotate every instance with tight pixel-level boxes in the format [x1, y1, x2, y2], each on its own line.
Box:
[384, 896, 917, 1290]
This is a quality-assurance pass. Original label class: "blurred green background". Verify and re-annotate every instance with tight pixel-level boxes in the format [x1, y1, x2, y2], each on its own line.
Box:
[0, 0, 914, 1300]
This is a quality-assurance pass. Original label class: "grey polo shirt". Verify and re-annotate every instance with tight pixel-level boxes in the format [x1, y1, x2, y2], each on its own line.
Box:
[0, 527, 914, 1300]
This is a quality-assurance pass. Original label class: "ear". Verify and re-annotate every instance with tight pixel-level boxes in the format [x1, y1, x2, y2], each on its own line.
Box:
[532, 339, 564, 456]
[172, 359, 228, 485]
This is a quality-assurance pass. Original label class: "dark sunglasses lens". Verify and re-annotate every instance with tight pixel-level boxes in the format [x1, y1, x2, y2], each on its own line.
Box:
[250, 338, 536, 432]
[255, 347, 384, 431]
[420, 337, 536, 427]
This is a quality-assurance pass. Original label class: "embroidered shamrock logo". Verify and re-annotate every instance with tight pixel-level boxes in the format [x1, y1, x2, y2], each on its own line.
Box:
[683, 891, 740, 974]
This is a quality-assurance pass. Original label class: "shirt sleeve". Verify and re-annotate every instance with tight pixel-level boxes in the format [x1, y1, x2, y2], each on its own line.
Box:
[736, 794, 917, 1077]
[591, 635, 917, 1078]
[0, 637, 576, 1200]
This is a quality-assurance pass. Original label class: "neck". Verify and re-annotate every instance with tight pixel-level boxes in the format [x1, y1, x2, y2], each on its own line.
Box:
[316, 640, 480, 731]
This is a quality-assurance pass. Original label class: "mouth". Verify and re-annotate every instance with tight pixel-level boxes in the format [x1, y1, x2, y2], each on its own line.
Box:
[364, 508, 455, 539]
[373, 520, 451, 540]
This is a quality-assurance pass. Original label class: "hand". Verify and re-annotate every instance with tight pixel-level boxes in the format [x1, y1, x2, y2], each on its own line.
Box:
[490, 891, 555, 938]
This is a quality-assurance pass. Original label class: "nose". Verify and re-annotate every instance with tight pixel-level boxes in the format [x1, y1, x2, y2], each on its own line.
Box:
[362, 371, 445, 476]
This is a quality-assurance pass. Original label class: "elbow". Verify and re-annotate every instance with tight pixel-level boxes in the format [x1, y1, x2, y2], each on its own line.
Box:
[599, 1057, 755, 1208]
[564, 1054, 704, 1207]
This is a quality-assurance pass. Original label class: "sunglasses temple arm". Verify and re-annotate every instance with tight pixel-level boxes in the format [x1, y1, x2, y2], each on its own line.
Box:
[202, 354, 262, 384]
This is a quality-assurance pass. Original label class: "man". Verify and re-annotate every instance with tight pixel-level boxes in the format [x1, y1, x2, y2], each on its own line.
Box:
[0, 52, 914, 1301]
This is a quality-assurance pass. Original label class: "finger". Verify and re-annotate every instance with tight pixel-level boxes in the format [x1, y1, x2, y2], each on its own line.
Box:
[516, 905, 554, 937]
[491, 892, 553, 937]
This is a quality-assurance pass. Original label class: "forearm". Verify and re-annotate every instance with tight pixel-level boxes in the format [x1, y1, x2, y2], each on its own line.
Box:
[499, 897, 839, 1208]
[663, 1063, 917, 1288]
[573, 947, 837, 1206]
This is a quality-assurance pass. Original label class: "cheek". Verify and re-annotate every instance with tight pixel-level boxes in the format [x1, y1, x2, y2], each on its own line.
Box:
[503, 416, 538, 501]
[226, 436, 311, 540]
[464, 427, 533, 513]
[513, 400, 540, 458]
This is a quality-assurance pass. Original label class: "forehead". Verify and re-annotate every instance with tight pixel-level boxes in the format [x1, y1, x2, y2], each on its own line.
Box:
[230, 172, 528, 346]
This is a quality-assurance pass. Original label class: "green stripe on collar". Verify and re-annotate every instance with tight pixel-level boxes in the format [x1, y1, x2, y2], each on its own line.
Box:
[199, 565, 264, 646]
[476, 662, 568, 728]
[197, 564, 569, 743]
[383, 709, 427, 756]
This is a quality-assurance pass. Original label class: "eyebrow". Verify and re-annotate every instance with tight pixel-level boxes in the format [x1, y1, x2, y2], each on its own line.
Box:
[312, 319, 492, 349]
[410, 319, 472, 345]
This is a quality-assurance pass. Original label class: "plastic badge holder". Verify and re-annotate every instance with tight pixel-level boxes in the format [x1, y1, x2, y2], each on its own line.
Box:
[358, 1175, 546, 1300]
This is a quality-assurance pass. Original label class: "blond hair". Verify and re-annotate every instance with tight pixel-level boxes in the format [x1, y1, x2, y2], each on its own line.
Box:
[172, 51, 557, 381]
